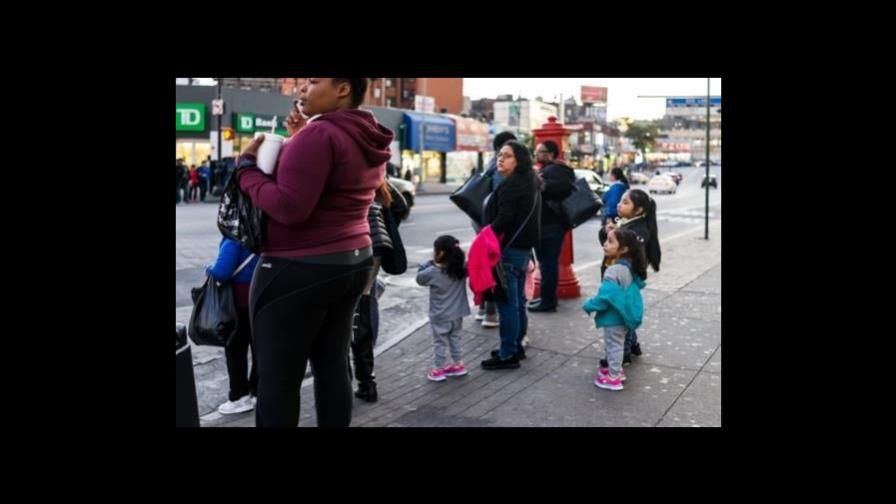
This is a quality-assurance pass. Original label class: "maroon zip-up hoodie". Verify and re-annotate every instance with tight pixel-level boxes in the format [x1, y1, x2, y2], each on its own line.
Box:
[238, 109, 394, 258]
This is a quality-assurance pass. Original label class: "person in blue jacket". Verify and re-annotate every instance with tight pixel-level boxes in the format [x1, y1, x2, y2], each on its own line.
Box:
[207, 235, 259, 414]
[583, 227, 646, 391]
[601, 167, 629, 226]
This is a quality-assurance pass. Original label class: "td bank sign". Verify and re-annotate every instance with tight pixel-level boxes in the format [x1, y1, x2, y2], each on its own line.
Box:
[234, 113, 288, 134]
[175, 103, 206, 132]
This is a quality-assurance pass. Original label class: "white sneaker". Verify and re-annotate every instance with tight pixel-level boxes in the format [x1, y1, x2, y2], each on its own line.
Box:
[218, 394, 255, 415]
[475, 306, 486, 321]
[522, 335, 530, 348]
[481, 319, 499, 328]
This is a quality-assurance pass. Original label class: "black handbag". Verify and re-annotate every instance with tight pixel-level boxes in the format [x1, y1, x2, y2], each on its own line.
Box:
[188, 254, 255, 347]
[548, 177, 603, 229]
[217, 158, 266, 253]
[449, 172, 492, 226]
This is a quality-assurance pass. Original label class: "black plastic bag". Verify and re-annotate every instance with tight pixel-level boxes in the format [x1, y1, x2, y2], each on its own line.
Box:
[449, 172, 492, 226]
[188, 274, 238, 347]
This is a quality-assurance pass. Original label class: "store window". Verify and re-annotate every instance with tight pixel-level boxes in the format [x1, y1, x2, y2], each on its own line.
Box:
[176, 140, 211, 166]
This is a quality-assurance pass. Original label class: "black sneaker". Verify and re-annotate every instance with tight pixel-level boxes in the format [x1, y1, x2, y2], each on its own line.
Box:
[527, 303, 557, 313]
[631, 343, 642, 356]
[354, 381, 378, 402]
[490, 348, 526, 360]
[481, 355, 520, 370]
[599, 355, 631, 368]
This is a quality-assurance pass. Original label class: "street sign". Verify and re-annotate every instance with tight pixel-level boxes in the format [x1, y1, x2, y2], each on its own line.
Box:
[212, 99, 224, 116]
[414, 95, 435, 113]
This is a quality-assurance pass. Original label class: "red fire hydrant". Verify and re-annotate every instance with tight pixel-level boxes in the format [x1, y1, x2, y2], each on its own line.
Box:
[532, 116, 581, 299]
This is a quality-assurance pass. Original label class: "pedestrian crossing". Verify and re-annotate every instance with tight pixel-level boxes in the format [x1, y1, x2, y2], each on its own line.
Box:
[657, 209, 717, 224]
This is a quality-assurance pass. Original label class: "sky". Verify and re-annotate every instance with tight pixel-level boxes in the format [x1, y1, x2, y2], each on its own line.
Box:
[463, 78, 722, 120]
[190, 78, 722, 121]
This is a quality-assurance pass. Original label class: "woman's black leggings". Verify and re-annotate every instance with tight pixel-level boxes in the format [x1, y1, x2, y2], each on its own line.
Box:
[250, 256, 373, 427]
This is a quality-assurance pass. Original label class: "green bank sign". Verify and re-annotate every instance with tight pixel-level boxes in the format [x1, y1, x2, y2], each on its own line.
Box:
[176, 103, 206, 132]
[234, 113, 288, 136]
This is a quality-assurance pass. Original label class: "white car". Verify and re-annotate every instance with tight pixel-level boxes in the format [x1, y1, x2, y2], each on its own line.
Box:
[648, 175, 677, 194]
[386, 175, 416, 214]
[629, 172, 650, 185]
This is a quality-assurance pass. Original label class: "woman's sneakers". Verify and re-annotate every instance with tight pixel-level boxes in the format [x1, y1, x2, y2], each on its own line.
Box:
[594, 369, 625, 391]
[355, 381, 378, 402]
[217, 394, 255, 415]
[491, 348, 526, 360]
[481, 313, 499, 328]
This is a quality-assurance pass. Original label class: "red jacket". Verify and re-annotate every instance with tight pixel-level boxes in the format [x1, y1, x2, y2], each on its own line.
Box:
[468, 225, 502, 305]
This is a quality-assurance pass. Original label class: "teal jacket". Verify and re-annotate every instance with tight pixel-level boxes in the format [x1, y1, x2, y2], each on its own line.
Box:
[582, 260, 645, 330]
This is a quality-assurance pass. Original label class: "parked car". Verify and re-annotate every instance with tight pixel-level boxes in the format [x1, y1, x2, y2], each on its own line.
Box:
[387, 174, 415, 217]
[648, 175, 678, 194]
[701, 174, 718, 189]
[629, 172, 650, 185]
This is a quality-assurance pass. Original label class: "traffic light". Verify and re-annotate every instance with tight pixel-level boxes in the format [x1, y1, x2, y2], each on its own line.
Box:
[222, 127, 235, 141]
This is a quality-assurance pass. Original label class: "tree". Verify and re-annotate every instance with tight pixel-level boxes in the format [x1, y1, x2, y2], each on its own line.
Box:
[624, 121, 661, 164]
[518, 132, 535, 152]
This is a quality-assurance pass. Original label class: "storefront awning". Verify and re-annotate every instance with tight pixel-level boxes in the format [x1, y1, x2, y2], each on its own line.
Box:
[362, 106, 403, 138]
[403, 112, 456, 152]
[446, 115, 489, 152]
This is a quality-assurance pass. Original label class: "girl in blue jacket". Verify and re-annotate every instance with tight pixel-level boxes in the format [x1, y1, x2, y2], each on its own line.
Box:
[207, 236, 259, 414]
[601, 167, 630, 226]
[583, 227, 646, 391]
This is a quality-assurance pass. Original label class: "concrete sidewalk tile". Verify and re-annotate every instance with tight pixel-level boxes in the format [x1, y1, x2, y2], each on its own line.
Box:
[706, 346, 721, 374]
[657, 371, 721, 427]
[462, 351, 571, 419]
[636, 318, 720, 370]
[479, 356, 694, 427]
[679, 264, 722, 295]
[650, 290, 722, 323]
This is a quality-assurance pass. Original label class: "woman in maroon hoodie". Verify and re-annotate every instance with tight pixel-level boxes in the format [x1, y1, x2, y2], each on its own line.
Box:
[237, 78, 393, 427]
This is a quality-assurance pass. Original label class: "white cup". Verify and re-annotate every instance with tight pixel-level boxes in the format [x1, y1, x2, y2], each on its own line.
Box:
[254, 132, 284, 175]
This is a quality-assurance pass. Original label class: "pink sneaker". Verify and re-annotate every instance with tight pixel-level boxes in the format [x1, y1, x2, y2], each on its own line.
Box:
[443, 364, 468, 377]
[597, 367, 626, 381]
[594, 371, 625, 391]
[427, 368, 447, 382]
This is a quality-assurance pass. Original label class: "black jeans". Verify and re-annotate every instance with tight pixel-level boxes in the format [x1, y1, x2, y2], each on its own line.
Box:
[224, 306, 258, 401]
[350, 293, 379, 384]
[535, 224, 565, 308]
[250, 256, 373, 427]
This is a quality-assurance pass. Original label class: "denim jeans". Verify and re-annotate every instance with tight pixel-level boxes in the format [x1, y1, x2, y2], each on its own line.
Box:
[496, 247, 530, 360]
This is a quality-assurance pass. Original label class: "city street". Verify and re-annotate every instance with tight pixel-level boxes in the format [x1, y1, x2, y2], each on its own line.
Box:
[176, 165, 721, 417]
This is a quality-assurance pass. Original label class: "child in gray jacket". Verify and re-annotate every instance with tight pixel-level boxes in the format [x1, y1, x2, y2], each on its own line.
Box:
[417, 235, 471, 382]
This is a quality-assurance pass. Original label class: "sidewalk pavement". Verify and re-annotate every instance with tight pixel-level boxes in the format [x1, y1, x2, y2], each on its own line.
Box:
[201, 219, 721, 427]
